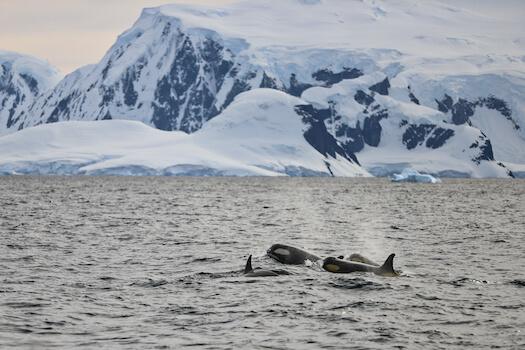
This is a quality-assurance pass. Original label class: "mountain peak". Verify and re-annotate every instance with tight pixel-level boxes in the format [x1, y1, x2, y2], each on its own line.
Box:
[0, 1, 523, 177]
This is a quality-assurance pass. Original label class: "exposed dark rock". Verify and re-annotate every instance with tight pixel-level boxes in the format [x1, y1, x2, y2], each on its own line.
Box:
[479, 96, 511, 117]
[223, 76, 251, 108]
[99, 86, 115, 107]
[425, 127, 455, 149]
[0, 63, 40, 129]
[122, 69, 138, 107]
[437, 94, 519, 131]
[369, 77, 390, 95]
[101, 59, 112, 80]
[150, 34, 237, 132]
[6, 108, 20, 129]
[288, 73, 313, 97]
[402, 124, 436, 150]
[313, 106, 333, 122]
[363, 116, 382, 147]
[201, 38, 234, 90]
[48, 94, 74, 123]
[312, 67, 363, 86]
[172, 36, 199, 97]
[152, 76, 179, 131]
[477, 95, 520, 130]
[403, 123, 455, 150]
[336, 122, 365, 153]
[362, 109, 387, 147]
[472, 133, 494, 163]
[354, 90, 375, 106]
[451, 98, 475, 125]
[497, 162, 515, 178]
[20, 73, 39, 95]
[408, 87, 420, 105]
[294, 104, 360, 165]
[436, 94, 453, 113]
[260, 71, 280, 89]
[181, 80, 216, 131]
[161, 22, 171, 37]
[0, 67, 18, 97]
[102, 110, 112, 120]
[409, 92, 420, 105]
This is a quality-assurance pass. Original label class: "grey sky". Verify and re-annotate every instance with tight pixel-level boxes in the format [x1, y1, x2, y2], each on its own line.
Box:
[0, 0, 241, 74]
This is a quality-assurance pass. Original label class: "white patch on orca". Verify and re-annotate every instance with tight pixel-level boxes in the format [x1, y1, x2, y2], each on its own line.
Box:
[274, 248, 290, 255]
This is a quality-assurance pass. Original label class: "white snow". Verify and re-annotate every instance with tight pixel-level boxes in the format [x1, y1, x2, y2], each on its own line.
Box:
[299, 72, 513, 178]
[0, 49, 64, 133]
[0, 89, 371, 177]
[0, 49, 63, 92]
[153, 0, 525, 79]
[0, 0, 523, 177]
[391, 168, 441, 183]
[357, 122, 511, 179]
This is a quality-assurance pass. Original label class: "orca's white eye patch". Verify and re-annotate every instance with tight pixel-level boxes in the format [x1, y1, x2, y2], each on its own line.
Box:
[274, 248, 290, 255]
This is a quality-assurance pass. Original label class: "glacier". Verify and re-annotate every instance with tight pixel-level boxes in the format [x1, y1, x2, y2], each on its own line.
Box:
[0, 0, 524, 177]
[0, 89, 370, 177]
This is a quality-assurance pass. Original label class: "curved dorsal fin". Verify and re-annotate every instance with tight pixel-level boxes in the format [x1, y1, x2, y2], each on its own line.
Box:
[244, 255, 253, 274]
[378, 253, 398, 277]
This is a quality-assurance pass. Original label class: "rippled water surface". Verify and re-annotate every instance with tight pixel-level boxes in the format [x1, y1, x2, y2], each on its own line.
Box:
[1, 176, 524, 349]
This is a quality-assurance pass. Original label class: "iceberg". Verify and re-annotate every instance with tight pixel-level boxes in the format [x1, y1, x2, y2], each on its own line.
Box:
[0, 168, 17, 175]
[391, 168, 441, 183]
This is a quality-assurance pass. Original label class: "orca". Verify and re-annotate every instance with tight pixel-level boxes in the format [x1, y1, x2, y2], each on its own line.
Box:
[267, 243, 322, 265]
[345, 253, 380, 266]
[323, 254, 398, 277]
[243, 255, 279, 277]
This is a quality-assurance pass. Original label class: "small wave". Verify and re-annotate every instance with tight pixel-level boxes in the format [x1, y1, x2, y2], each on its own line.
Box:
[179, 271, 237, 282]
[130, 279, 169, 288]
[507, 279, 525, 287]
[447, 277, 493, 287]
[416, 293, 440, 301]
[99, 276, 118, 281]
[442, 319, 477, 325]
[328, 277, 391, 290]
[3, 302, 48, 308]
[6, 244, 25, 250]
[331, 300, 385, 310]
[191, 257, 221, 263]
[497, 304, 525, 310]
[13, 327, 33, 334]
[117, 234, 135, 241]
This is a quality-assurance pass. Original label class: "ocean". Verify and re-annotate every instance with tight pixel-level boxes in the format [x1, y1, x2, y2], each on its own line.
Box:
[1, 176, 524, 349]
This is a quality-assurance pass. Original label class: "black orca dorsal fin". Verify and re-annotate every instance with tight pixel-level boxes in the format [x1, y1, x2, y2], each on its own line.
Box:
[378, 253, 398, 277]
[244, 255, 253, 274]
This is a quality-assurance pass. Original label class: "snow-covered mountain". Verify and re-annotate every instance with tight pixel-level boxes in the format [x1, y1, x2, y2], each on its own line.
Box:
[1, 0, 524, 177]
[0, 50, 63, 134]
[0, 89, 369, 177]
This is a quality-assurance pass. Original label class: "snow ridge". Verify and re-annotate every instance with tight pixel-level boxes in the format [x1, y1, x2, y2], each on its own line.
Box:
[0, 50, 63, 134]
[0, 90, 370, 177]
[0, 0, 524, 177]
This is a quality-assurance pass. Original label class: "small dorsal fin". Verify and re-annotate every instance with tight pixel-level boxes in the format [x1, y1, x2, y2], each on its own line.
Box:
[244, 255, 253, 274]
[378, 253, 398, 277]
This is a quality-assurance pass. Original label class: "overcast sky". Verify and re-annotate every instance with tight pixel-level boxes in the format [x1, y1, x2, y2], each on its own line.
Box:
[2, 1, 523, 75]
[0, 0, 241, 75]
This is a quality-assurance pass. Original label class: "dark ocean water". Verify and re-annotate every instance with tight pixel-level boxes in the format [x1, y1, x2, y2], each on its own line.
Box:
[1, 176, 524, 349]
